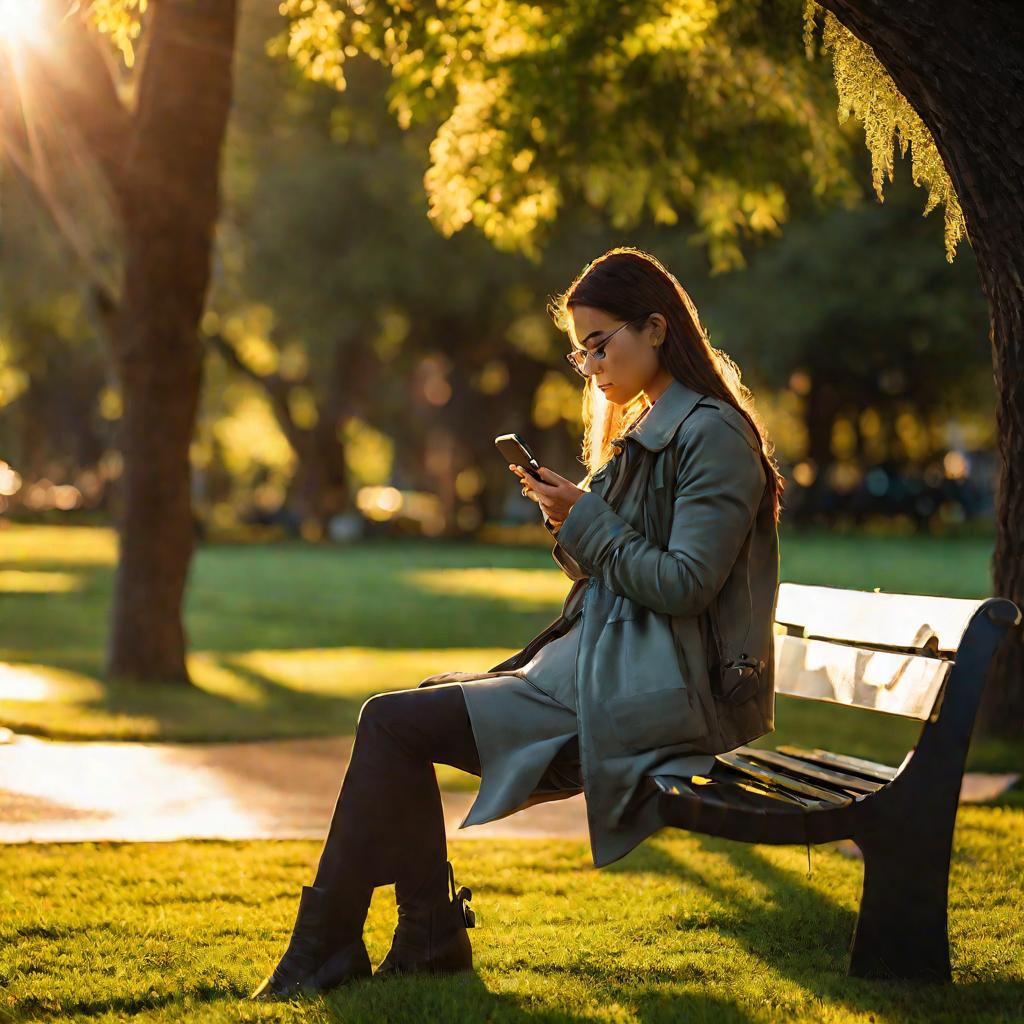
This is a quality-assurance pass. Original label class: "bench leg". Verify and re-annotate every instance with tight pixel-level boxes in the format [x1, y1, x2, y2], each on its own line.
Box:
[848, 820, 953, 981]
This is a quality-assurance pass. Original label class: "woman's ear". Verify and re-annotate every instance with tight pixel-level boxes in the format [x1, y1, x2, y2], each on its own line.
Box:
[649, 312, 667, 346]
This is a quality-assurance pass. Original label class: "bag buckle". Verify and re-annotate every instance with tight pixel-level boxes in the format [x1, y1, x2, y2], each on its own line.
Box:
[718, 654, 763, 705]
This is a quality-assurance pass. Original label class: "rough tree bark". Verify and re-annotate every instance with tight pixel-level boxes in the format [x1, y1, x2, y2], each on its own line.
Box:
[108, 1, 239, 681]
[3, 1, 240, 683]
[812, 0, 1024, 734]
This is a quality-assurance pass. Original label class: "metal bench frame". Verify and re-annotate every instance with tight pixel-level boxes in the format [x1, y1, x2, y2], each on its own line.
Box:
[649, 590, 1021, 981]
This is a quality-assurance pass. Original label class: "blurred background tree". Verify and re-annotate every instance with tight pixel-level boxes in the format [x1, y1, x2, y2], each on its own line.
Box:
[0, 0, 1013, 733]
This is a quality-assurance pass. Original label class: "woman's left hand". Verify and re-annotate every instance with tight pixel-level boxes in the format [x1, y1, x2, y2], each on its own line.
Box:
[509, 463, 585, 530]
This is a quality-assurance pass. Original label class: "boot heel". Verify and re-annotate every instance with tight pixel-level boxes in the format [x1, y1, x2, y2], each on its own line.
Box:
[451, 863, 475, 928]
[426, 922, 474, 974]
[373, 860, 476, 978]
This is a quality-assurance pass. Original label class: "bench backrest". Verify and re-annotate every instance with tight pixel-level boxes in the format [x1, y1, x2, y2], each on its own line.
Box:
[772, 583, 985, 721]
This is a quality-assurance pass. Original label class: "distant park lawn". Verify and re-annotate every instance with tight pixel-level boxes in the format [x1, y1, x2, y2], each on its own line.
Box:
[2, 523, 1022, 1022]
[2, 812, 1021, 1023]
[0, 522, 1020, 779]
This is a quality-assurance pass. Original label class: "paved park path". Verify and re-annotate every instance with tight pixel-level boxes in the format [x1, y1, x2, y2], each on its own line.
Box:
[0, 727, 1017, 846]
[0, 729, 590, 844]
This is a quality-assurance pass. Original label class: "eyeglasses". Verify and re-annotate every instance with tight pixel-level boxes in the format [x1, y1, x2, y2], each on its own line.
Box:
[564, 314, 652, 379]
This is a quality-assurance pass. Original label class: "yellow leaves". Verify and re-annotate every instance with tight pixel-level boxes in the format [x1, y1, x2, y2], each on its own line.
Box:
[532, 371, 580, 431]
[98, 387, 122, 422]
[267, 0, 865, 267]
[510, 148, 535, 173]
[84, 0, 147, 66]
[622, 0, 718, 59]
[506, 313, 552, 361]
[472, 359, 509, 395]
[274, 0, 349, 91]
[277, 343, 309, 383]
[742, 183, 787, 233]
[213, 389, 295, 478]
[808, 3, 966, 263]
[423, 71, 560, 258]
[339, 417, 394, 487]
[373, 308, 410, 363]
[648, 189, 679, 226]
[692, 177, 787, 273]
[0, 336, 28, 409]
[286, 386, 318, 430]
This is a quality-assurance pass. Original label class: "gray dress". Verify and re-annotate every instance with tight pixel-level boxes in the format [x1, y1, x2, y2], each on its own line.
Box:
[455, 614, 585, 829]
[454, 442, 617, 831]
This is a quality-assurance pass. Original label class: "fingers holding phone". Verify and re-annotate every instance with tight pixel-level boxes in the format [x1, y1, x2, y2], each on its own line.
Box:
[509, 463, 582, 527]
[495, 432, 584, 528]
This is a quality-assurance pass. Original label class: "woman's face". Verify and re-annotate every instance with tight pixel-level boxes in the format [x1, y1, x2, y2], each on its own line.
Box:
[569, 306, 673, 405]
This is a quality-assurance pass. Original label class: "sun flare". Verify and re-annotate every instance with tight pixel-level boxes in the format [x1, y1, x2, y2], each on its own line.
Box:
[0, 0, 44, 46]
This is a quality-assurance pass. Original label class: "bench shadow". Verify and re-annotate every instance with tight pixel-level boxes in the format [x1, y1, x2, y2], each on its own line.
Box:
[604, 832, 1024, 1018]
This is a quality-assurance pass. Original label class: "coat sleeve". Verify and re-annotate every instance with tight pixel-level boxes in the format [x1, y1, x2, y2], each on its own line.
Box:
[543, 515, 589, 581]
[552, 408, 765, 617]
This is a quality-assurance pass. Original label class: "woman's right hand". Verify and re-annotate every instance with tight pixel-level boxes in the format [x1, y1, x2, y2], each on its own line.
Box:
[509, 463, 582, 528]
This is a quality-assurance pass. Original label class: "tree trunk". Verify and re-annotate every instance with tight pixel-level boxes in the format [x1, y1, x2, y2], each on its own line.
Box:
[812, 0, 1024, 735]
[105, 0, 240, 682]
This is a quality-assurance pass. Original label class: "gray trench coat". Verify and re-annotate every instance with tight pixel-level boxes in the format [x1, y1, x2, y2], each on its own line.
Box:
[419, 376, 781, 867]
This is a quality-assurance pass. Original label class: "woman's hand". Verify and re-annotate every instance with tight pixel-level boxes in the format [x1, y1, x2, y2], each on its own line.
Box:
[508, 463, 585, 531]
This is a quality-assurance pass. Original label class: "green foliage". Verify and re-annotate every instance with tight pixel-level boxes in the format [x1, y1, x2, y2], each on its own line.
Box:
[273, 1, 967, 269]
[802, 1, 966, 262]
[274, 0, 861, 269]
[702, 168, 992, 453]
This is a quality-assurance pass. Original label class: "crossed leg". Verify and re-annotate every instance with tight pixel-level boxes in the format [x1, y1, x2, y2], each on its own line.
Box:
[310, 681, 482, 934]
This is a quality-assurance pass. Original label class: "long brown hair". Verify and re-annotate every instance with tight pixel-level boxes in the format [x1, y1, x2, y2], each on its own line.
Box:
[547, 246, 785, 525]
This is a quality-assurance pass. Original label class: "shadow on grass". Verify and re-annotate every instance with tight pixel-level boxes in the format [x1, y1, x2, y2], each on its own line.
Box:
[603, 833, 1024, 1021]
[11, 985, 223, 1021]
[324, 969, 758, 1024]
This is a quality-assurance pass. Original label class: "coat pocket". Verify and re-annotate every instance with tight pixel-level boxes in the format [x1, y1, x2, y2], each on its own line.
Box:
[606, 685, 707, 752]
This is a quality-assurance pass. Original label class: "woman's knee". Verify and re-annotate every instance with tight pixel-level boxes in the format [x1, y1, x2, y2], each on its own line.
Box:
[356, 684, 473, 760]
[357, 690, 407, 733]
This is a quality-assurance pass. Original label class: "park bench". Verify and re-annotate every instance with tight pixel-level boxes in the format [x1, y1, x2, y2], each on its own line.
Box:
[646, 582, 1021, 982]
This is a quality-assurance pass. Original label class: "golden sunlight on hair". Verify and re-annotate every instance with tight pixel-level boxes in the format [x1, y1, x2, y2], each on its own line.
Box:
[550, 245, 785, 524]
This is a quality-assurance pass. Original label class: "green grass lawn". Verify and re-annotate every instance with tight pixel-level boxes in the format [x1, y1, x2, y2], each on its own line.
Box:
[0, 522, 1017, 775]
[2, 812, 1021, 1023]
[1, 524, 1021, 1021]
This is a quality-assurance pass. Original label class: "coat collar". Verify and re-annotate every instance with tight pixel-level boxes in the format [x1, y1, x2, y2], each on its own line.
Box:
[612, 377, 705, 452]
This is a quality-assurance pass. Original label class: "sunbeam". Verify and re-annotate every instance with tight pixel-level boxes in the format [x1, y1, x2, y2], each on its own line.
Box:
[0, 0, 44, 46]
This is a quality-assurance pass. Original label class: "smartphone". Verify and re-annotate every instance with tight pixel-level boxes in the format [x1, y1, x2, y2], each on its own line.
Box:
[494, 433, 544, 481]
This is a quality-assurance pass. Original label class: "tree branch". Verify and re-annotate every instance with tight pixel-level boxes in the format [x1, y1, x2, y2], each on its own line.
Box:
[206, 332, 306, 452]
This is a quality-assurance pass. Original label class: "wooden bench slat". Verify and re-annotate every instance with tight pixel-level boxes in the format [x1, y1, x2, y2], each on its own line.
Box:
[652, 774, 808, 814]
[774, 745, 899, 782]
[775, 583, 983, 653]
[774, 634, 952, 719]
[734, 746, 885, 795]
[716, 752, 854, 807]
[706, 766, 820, 810]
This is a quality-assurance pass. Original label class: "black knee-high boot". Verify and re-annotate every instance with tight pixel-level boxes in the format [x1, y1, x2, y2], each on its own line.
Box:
[253, 683, 481, 996]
